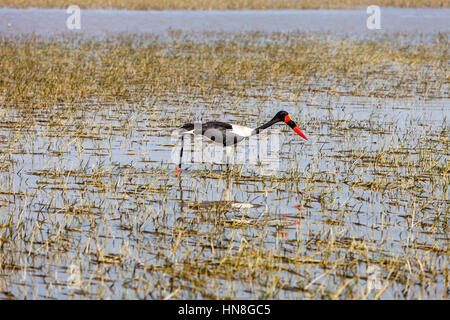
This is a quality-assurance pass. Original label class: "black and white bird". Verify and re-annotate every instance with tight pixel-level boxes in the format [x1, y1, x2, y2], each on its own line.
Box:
[175, 110, 307, 172]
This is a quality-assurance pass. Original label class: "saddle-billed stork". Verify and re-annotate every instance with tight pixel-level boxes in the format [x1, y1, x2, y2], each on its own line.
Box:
[176, 110, 307, 171]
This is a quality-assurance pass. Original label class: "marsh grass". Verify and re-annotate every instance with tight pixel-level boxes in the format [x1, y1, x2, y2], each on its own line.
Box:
[0, 32, 448, 299]
[1, 0, 448, 10]
[1, 33, 448, 109]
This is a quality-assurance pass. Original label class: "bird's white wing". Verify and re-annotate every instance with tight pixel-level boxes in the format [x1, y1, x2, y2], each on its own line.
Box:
[230, 124, 253, 137]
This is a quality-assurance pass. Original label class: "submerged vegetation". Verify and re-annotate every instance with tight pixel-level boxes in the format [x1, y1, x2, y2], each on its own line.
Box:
[0, 0, 449, 10]
[0, 32, 448, 299]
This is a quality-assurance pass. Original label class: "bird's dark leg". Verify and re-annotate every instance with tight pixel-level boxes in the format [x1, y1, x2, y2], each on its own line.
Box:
[178, 174, 184, 212]
[225, 146, 232, 173]
[176, 135, 184, 173]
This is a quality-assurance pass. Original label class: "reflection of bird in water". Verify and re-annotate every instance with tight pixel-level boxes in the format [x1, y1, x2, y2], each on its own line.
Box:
[176, 176, 304, 239]
[178, 175, 261, 215]
[175, 111, 307, 172]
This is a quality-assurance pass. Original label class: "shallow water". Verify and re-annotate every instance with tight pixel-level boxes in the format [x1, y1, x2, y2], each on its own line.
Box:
[1, 8, 449, 37]
[0, 7, 448, 300]
[1, 91, 448, 299]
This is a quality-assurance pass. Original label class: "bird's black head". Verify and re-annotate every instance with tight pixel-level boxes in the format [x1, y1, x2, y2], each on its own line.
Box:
[270, 110, 308, 140]
[273, 111, 289, 122]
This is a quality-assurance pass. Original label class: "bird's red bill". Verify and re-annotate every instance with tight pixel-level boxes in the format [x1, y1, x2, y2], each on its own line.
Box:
[285, 114, 307, 140]
[293, 126, 308, 140]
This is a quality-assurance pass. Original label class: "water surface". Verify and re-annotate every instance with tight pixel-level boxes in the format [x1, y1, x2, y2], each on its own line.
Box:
[1, 8, 449, 37]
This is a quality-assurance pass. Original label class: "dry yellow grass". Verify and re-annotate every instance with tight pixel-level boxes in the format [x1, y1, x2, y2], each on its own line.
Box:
[1, 33, 447, 109]
[0, 0, 448, 10]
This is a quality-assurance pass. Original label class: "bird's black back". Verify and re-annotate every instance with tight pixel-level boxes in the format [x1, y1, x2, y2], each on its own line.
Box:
[180, 121, 242, 146]
[181, 121, 232, 133]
